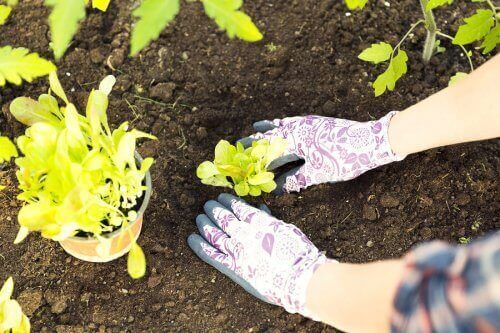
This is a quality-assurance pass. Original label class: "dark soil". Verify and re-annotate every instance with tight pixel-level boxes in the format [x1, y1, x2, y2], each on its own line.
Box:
[0, 0, 498, 332]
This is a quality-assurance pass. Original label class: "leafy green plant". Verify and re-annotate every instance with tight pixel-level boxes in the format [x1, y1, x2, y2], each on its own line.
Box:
[10, 72, 155, 279]
[353, 0, 499, 96]
[0, 46, 56, 87]
[41, 0, 262, 59]
[0, 277, 30, 333]
[0, 4, 11, 25]
[197, 138, 287, 197]
[0, 133, 17, 190]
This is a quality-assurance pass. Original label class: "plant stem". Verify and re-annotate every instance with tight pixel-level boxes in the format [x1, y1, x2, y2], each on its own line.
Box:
[392, 20, 425, 60]
[436, 31, 474, 72]
[419, 0, 438, 63]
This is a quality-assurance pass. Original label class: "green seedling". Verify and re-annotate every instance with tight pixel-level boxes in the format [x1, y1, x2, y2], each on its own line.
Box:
[353, 0, 500, 96]
[0, 46, 56, 87]
[0, 277, 30, 333]
[41, 0, 262, 60]
[197, 138, 288, 197]
[9, 72, 155, 279]
[0, 132, 17, 190]
[459, 236, 471, 244]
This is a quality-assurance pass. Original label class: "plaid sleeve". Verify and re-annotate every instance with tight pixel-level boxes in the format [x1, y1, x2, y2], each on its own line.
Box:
[391, 231, 500, 333]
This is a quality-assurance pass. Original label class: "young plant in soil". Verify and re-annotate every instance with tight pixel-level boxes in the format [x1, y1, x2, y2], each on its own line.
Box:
[352, 0, 500, 96]
[0, 277, 30, 333]
[9, 72, 155, 279]
[197, 138, 287, 197]
[0, 132, 17, 190]
[42, 0, 262, 59]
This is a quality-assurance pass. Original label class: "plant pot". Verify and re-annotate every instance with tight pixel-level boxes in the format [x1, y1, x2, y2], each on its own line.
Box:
[58, 152, 152, 263]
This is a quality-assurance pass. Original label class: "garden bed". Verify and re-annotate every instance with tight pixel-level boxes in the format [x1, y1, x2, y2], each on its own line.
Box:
[0, 0, 498, 332]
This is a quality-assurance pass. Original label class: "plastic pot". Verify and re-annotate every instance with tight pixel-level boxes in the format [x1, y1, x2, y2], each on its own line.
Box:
[58, 152, 152, 263]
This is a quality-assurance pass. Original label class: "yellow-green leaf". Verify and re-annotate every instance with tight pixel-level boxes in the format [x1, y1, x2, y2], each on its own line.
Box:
[0, 135, 18, 163]
[130, 0, 180, 56]
[358, 42, 393, 64]
[425, 0, 453, 11]
[345, 0, 368, 10]
[448, 72, 468, 86]
[0, 5, 12, 25]
[0, 46, 56, 87]
[45, 0, 86, 60]
[92, 0, 110, 11]
[201, 0, 263, 42]
[372, 50, 408, 96]
[49, 71, 69, 104]
[127, 242, 146, 279]
[480, 24, 500, 54]
[453, 9, 494, 45]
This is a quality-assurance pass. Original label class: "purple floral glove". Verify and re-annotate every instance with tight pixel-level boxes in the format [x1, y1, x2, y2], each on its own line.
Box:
[240, 111, 405, 193]
[188, 193, 332, 315]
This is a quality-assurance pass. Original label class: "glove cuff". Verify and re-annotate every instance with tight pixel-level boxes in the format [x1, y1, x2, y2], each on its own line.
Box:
[373, 111, 407, 165]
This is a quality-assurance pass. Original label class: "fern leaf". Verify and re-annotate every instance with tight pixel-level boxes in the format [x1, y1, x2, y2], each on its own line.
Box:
[130, 0, 180, 56]
[201, 0, 263, 42]
[45, 0, 86, 60]
[0, 46, 56, 87]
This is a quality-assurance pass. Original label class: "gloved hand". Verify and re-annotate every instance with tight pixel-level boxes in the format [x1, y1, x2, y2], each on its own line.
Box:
[239, 111, 405, 194]
[188, 193, 332, 316]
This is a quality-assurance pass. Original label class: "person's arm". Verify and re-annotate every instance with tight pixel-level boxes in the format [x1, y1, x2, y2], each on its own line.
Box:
[388, 54, 500, 156]
[306, 260, 404, 333]
[306, 231, 500, 333]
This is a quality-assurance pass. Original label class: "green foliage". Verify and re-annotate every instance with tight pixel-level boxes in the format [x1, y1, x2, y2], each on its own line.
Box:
[481, 25, 500, 53]
[128, 242, 146, 279]
[425, 0, 453, 11]
[197, 138, 288, 197]
[448, 72, 468, 86]
[0, 134, 17, 163]
[453, 9, 495, 45]
[0, 46, 56, 87]
[459, 236, 471, 244]
[0, 4, 11, 24]
[0, 277, 30, 333]
[11, 73, 155, 278]
[201, 0, 263, 42]
[345, 0, 368, 10]
[358, 42, 393, 64]
[85, 0, 111, 11]
[45, 0, 86, 60]
[130, 0, 180, 56]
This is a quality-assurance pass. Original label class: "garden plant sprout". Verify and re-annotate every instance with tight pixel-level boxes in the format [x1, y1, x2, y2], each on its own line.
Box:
[352, 0, 500, 96]
[0, 277, 30, 333]
[10, 72, 155, 279]
[43, 0, 262, 59]
[197, 138, 288, 197]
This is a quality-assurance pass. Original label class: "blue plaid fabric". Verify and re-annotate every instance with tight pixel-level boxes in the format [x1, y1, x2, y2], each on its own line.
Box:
[391, 231, 500, 333]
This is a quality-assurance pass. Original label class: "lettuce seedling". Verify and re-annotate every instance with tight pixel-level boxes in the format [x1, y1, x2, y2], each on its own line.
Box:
[0, 277, 30, 333]
[353, 0, 499, 95]
[10, 72, 155, 279]
[197, 138, 287, 197]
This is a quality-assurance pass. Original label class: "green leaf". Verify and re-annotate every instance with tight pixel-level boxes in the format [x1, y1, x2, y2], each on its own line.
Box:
[0, 135, 18, 163]
[0, 5, 12, 25]
[358, 42, 393, 64]
[200, 175, 232, 188]
[0, 277, 14, 303]
[201, 0, 263, 42]
[49, 71, 69, 104]
[259, 180, 276, 193]
[0, 46, 56, 87]
[127, 242, 146, 279]
[345, 0, 368, 10]
[248, 171, 274, 185]
[425, 0, 453, 11]
[45, 0, 86, 60]
[214, 140, 236, 164]
[448, 72, 468, 86]
[234, 181, 249, 196]
[248, 185, 261, 196]
[10, 96, 61, 126]
[372, 50, 408, 96]
[197, 161, 219, 179]
[453, 9, 494, 45]
[480, 24, 500, 54]
[92, 0, 111, 11]
[130, 0, 180, 56]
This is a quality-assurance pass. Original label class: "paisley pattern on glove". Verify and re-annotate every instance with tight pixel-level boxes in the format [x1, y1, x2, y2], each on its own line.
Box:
[197, 195, 328, 314]
[253, 111, 405, 193]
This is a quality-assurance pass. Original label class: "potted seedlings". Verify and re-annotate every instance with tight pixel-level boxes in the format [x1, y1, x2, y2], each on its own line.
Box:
[9, 73, 155, 278]
[0, 277, 30, 332]
[197, 138, 287, 196]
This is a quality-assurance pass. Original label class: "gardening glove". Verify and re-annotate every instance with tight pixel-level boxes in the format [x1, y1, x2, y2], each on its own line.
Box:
[239, 111, 406, 194]
[187, 193, 333, 316]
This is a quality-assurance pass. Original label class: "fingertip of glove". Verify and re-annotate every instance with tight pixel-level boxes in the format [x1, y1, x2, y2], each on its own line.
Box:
[217, 193, 241, 208]
[253, 120, 277, 132]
